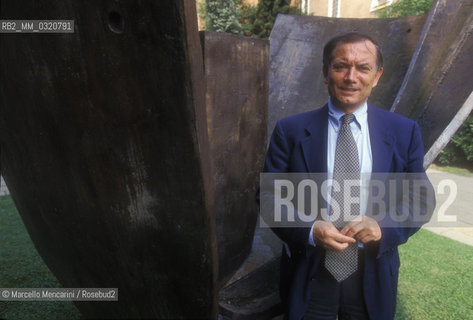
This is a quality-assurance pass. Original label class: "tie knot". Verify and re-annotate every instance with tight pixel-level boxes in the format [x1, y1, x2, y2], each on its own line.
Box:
[342, 113, 355, 126]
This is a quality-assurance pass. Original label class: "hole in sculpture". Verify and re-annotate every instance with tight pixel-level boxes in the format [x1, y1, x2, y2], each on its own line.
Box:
[108, 11, 125, 34]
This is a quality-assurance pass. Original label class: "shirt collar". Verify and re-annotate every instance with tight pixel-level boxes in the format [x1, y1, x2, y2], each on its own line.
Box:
[327, 97, 368, 131]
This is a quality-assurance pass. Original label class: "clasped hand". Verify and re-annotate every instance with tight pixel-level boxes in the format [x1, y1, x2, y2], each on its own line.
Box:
[312, 216, 382, 252]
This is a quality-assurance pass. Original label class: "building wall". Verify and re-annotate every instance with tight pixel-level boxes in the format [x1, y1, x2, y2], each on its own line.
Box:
[340, 0, 374, 18]
[308, 0, 395, 18]
[308, 0, 329, 16]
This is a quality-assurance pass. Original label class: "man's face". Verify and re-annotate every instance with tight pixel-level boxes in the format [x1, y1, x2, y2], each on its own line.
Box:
[324, 40, 383, 112]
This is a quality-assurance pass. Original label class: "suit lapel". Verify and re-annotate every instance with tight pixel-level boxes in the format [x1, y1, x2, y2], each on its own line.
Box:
[368, 106, 394, 173]
[301, 105, 328, 172]
[300, 105, 394, 172]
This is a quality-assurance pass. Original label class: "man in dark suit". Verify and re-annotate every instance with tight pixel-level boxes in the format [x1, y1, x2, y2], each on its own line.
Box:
[262, 32, 433, 319]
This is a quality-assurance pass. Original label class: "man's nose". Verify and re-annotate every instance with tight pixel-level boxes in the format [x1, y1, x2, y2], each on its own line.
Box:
[344, 67, 357, 82]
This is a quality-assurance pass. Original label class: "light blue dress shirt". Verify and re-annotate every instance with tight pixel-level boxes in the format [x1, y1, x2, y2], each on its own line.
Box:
[309, 98, 373, 246]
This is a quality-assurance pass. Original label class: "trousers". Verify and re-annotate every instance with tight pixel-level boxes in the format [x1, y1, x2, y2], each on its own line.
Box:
[303, 249, 369, 320]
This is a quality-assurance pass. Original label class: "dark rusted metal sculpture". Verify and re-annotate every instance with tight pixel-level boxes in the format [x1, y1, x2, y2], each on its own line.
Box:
[0, 1, 269, 318]
[391, 0, 473, 166]
[268, 0, 473, 167]
[0, 1, 217, 319]
[201, 31, 268, 286]
[1, 0, 472, 319]
[268, 13, 427, 137]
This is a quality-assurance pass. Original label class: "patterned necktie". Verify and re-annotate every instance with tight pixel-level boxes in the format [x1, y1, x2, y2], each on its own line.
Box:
[324, 113, 360, 282]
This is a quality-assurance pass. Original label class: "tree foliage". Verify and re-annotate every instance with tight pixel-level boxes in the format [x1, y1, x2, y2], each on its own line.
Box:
[376, 0, 434, 18]
[199, 0, 302, 38]
[251, 0, 300, 38]
[437, 115, 473, 168]
[199, 0, 243, 34]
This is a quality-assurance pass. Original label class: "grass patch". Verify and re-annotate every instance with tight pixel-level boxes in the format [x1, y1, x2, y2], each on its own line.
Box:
[396, 229, 473, 319]
[0, 195, 82, 320]
[1, 196, 472, 319]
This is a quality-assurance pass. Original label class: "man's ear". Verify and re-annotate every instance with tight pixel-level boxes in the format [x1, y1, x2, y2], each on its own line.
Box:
[323, 65, 328, 84]
[372, 67, 383, 88]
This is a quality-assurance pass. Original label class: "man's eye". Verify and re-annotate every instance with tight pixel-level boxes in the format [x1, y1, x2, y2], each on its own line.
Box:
[358, 66, 371, 72]
[332, 64, 347, 71]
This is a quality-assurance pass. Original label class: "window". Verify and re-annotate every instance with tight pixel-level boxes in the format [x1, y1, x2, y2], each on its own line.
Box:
[329, 0, 341, 17]
[301, 0, 310, 14]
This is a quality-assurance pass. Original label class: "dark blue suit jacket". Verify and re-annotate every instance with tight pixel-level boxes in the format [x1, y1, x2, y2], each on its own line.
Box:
[263, 104, 430, 320]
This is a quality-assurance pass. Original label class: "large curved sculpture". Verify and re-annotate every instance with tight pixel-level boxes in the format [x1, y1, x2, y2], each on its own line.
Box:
[268, 0, 473, 167]
[0, 1, 218, 319]
[201, 31, 268, 285]
[268, 14, 426, 136]
[0, 1, 268, 318]
[391, 0, 473, 166]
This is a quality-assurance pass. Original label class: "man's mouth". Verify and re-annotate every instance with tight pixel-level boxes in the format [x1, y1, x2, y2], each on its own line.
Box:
[339, 87, 358, 92]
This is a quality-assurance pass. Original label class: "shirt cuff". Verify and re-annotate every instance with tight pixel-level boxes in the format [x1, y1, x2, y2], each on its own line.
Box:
[308, 222, 317, 247]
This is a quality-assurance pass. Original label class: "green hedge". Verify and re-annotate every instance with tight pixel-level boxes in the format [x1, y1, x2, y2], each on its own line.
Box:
[199, 0, 302, 38]
[437, 114, 473, 168]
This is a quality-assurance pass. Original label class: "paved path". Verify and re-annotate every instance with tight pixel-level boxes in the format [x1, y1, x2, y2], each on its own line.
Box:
[425, 168, 473, 246]
[0, 176, 9, 196]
